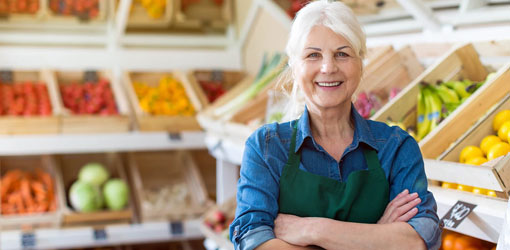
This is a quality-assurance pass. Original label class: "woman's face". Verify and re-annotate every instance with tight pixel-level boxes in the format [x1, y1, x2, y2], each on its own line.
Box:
[293, 25, 362, 111]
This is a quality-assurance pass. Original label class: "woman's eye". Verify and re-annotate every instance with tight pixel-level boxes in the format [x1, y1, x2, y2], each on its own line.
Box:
[335, 52, 349, 57]
[307, 52, 320, 58]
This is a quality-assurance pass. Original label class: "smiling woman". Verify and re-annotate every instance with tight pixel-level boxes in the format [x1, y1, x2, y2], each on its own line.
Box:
[229, 1, 442, 250]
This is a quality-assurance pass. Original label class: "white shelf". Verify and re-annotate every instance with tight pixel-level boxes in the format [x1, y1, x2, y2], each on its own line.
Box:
[0, 131, 206, 156]
[205, 133, 244, 166]
[431, 186, 506, 243]
[0, 219, 203, 250]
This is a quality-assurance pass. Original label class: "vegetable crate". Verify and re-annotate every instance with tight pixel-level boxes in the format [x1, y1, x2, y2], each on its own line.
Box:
[173, 0, 232, 31]
[127, 150, 212, 222]
[125, 0, 173, 28]
[200, 197, 236, 250]
[0, 69, 61, 134]
[0, 0, 45, 24]
[372, 43, 510, 159]
[124, 71, 205, 132]
[45, 0, 109, 25]
[0, 155, 63, 230]
[187, 70, 246, 107]
[55, 153, 133, 227]
[51, 70, 131, 134]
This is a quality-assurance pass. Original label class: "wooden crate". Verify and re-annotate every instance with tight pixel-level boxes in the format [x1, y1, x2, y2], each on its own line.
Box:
[51, 70, 130, 134]
[126, 0, 173, 28]
[0, 69, 61, 135]
[0, 155, 63, 230]
[124, 71, 205, 132]
[128, 151, 212, 222]
[45, 0, 108, 25]
[200, 197, 236, 250]
[173, 0, 232, 31]
[187, 70, 246, 107]
[0, 0, 45, 23]
[55, 153, 134, 227]
[371, 43, 510, 159]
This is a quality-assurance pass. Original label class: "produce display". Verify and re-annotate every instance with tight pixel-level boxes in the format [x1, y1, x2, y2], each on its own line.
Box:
[134, 0, 166, 19]
[141, 183, 191, 215]
[0, 82, 52, 116]
[198, 79, 226, 103]
[0, 168, 57, 215]
[441, 230, 496, 250]
[133, 75, 195, 116]
[203, 208, 233, 236]
[0, 0, 39, 14]
[416, 74, 494, 141]
[355, 87, 401, 119]
[59, 78, 118, 115]
[49, 0, 100, 20]
[69, 163, 129, 212]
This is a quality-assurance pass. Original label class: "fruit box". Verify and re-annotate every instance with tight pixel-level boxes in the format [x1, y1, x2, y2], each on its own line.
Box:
[45, 0, 108, 25]
[51, 70, 131, 134]
[173, 0, 232, 31]
[55, 153, 134, 227]
[124, 71, 205, 132]
[372, 43, 510, 159]
[187, 70, 247, 107]
[127, 150, 213, 222]
[357, 45, 424, 109]
[125, 0, 173, 28]
[200, 197, 236, 250]
[0, 70, 61, 135]
[0, 155, 64, 230]
[0, 0, 45, 24]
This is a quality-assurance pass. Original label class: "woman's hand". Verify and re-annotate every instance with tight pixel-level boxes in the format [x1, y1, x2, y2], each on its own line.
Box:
[274, 213, 313, 247]
[378, 189, 421, 224]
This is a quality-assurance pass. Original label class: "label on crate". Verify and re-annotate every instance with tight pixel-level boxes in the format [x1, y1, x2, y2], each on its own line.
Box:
[441, 201, 477, 229]
[0, 70, 14, 83]
[83, 70, 99, 83]
[93, 228, 108, 241]
[21, 232, 36, 248]
[168, 133, 182, 141]
[169, 221, 184, 235]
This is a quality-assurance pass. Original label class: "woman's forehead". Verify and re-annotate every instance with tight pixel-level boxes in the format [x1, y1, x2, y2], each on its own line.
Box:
[302, 25, 352, 49]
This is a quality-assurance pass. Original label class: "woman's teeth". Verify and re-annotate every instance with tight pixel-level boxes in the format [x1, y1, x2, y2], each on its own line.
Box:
[316, 81, 342, 87]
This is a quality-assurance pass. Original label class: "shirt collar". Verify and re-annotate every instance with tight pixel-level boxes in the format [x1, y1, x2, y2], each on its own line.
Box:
[294, 104, 379, 153]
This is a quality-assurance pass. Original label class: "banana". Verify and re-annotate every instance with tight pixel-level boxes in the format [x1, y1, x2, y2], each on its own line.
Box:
[435, 84, 460, 104]
[416, 87, 430, 141]
[444, 80, 471, 99]
[423, 86, 442, 133]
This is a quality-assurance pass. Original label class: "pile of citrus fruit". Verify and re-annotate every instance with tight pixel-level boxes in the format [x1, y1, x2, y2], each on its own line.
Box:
[441, 110, 510, 197]
[441, 231, 496, 250]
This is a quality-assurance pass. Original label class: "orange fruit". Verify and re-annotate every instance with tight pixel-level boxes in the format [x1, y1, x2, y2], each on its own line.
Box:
[457, 185, 473, 192]
[493, 109, 510, 132]
[442, 182, 458, 189]
[487, 142, 510, 161]
[453, 236, 473, 250]
[498, 121, 510, 142]
[442, 233, 456, 250]
[459, 146, 484, 163]
[480, 135, 502, 156]
[465, 156, 488, 166]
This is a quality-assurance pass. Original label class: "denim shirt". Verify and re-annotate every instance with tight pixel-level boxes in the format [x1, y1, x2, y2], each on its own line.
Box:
[230, 105, 442, 250]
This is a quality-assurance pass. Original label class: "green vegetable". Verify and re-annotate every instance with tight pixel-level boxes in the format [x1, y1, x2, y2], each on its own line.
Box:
[103, 179, 129, 211]
[69, 180, 103, 212]
[79, 163, 109, 187]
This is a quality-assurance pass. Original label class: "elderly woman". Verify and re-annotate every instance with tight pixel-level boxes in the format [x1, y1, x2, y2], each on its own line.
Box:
[229, 1, 442, 249]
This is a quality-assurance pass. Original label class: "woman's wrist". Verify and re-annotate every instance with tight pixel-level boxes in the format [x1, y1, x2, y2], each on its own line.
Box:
[302, 217, 323, 246]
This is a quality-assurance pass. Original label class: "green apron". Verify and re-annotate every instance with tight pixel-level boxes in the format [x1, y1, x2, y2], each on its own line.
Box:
[278, 122, 389, 223]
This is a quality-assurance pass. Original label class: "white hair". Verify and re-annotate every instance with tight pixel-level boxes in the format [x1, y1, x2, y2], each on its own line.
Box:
[278, 0, 367, 121]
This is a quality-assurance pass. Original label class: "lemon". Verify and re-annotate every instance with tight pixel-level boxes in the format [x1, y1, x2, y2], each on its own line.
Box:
[487, 142, 510, 161]
[498, 121, 510, 142]
[493, 109, 510, 132]
[472, 187, 486, 195]
[459, 146, 484, 163]
[465, 156, 488, 166]
[441, 182, 457, 189]
[487, 190, 497, 197]
[480, 135, 501, 156]
[457, 185, 473, 192]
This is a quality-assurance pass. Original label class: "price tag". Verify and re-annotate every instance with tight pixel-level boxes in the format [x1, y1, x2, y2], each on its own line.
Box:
[21, 232, 36, 249]
[441, 201, 477, 229]
[93, 228, 108, 241]
[211, 70, 224, 82]
[169, 221, 184, 236]
[168, 133, 182, 141]
[0, 70, 14, 84]
[83, 70, 99, 83]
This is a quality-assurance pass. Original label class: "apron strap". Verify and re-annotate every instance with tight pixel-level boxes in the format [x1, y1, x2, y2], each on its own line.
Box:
[363, 148, 381, 171]
[287, 121, 301, 169]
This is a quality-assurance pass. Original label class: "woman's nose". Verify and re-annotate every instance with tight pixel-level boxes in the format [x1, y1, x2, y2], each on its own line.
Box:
[320, 57, 338, 74]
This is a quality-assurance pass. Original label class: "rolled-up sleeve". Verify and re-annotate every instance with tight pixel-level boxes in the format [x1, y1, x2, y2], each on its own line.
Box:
[230, 128, 280, 250]
[389, 136, 443, 249]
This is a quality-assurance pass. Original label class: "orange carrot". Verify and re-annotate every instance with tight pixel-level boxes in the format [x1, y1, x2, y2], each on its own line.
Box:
[20, 178, 35, 209]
